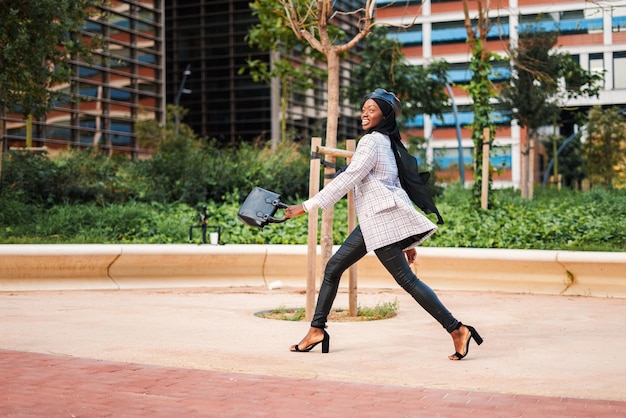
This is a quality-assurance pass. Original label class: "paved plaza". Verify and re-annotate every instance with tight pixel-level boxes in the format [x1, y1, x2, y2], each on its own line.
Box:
[1, 286, 625, 416]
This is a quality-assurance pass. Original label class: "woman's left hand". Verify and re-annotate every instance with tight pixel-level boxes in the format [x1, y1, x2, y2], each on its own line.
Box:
[404, 248, 416, 264]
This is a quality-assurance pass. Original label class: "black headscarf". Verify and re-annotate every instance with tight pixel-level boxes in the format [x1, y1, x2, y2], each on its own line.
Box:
[367, 97, 444, 224]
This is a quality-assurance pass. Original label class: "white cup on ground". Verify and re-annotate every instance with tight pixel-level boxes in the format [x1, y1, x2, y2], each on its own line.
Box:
[268, 280, 282, 290]
[209, 232, 219, 245]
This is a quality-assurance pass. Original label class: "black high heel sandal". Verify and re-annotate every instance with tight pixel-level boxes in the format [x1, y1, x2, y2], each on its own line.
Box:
[291, 329, 330, 353]
[450, 323, 483, 360]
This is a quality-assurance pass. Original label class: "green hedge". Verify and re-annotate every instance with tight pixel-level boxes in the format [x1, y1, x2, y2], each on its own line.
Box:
[0, 140, 311, 206]
[1, 185, 625, 251]
[1, 145, 625, 250]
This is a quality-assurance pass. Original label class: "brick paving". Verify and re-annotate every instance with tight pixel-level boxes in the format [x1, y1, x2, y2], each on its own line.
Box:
[2, 349, 625, 418]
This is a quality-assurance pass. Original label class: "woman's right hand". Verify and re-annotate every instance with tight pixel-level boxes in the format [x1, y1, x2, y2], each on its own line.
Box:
[404, 248, 417, 264]
[285, 204, 306, 219]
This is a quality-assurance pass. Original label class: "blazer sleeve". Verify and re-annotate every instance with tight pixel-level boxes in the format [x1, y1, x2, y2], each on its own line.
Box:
[305, 134, 379, 211]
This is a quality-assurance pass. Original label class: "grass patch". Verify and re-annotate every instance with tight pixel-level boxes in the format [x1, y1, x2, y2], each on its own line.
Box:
[256, 299, 399, 322]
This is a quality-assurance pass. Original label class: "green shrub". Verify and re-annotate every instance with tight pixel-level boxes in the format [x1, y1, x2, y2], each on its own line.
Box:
[1, 187, 625, 250]
[0, 138, 310, 208]
[53, 149, 137, 204]
[1, 142, 625, 251]
[126, 139, 309, 205]
[0, 150, 58, 204]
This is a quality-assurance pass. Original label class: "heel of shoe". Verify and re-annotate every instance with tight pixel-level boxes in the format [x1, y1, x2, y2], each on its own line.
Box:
[467, 325, 483, 345]
[321, 330, 330, 353]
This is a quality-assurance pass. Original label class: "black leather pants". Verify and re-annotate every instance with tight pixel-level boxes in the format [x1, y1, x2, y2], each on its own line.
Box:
[311, 226, 459, 333]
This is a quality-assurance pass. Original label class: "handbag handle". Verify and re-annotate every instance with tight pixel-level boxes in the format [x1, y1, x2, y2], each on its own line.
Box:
[261, 199, 288, 224]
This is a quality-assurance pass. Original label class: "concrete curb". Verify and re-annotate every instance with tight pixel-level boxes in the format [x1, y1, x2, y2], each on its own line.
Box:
[0, 244, 624, 297]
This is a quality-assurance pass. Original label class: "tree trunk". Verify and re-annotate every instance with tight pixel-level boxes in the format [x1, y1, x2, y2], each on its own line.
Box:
[0, 109, 4, 182]
[319, 50, 341, 274]
[521, 130, 535, 199]
[521, 139, 528, 198]
[528, 138, 535, 199]
[270, 51, 281, 151]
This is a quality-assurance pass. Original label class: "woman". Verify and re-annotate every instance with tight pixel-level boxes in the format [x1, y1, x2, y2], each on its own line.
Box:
[284, 88, 482, 360]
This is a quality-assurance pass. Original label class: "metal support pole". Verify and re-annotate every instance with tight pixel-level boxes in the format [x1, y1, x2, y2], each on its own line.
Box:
[174, 64, 191, 138]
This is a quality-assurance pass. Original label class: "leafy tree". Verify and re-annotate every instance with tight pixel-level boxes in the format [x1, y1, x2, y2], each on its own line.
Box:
[499, 20, 602, 198]
[541, 132, 586, 189]
[0, 0, 103, 120]
[277, 0, 376, 153]
[243, 0, 327, 149]
[344, 25, 449, 122]
[583, 106, 626, 189]
[273, 0, 377, 276]
[462, 0, 498, 207]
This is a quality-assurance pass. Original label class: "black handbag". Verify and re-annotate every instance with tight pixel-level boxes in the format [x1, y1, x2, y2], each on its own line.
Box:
[237, 187, 289, 229]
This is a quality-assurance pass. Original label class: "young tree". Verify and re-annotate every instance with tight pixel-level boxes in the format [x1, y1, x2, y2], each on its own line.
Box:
[278, 0, 376, 153]
[345, 25, 449, 122]
[499, 21, 602, 198]
[275, 0, 378, 269]
[541, 131, 587, 189]
[462, 0, 497, 208]
[583, 106, 626, 189]
[243, 0, 326, 149]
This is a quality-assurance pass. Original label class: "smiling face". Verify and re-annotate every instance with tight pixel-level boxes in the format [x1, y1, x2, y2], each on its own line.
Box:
[361, 99, 384, 131]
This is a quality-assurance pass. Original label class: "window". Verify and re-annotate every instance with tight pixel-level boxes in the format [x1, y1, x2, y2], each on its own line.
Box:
[520, 10, 603, 35]
[614, 52, 626, 89]
[431, 147, 473, 170]
[432, 21, 467, 44]
[590, 53, 605, 88]
[391, 25, 422, 46]
[613, 6, 626, 32]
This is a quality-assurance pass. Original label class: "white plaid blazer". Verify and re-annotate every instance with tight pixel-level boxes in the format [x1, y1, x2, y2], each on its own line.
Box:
[305, 131, 437, 252]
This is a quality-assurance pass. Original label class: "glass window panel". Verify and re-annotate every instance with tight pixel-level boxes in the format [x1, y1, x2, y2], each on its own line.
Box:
[137, 0, 155, 9]
[433, 21, 469, 43]
[590, 54, 604, 73]
[110, 45, 131, 59]
[53, 87, 74, 107]
[110, 120, 134, 145]
[78, 117, 97, 144]
[110, 88, 131, 101]
[613, 6, 626, 32]
[78, 65, 103, 80]
[432, 148, 472, 170]
[109, 12, 131, 30]
[84, 20, 104, 34]
[614, 54, 626, 89]
[138, 81, 157, 92]
[137, 21, 156, 34]
[137, 52, 156, 64]
[491, 146, 512, 170]
[79, 83, 99, 99]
